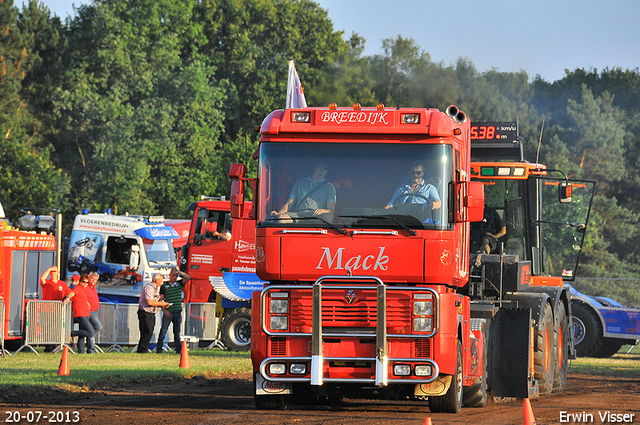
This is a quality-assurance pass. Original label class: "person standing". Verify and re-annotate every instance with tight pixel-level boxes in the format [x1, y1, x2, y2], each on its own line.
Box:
[63, 275, 95, 354]
[85, 272, 102, 353]
[156, 268, 191, 354]
[137, 273, 170, 353]
[39, 266, 72, 352]
[39, 266, 71, 302]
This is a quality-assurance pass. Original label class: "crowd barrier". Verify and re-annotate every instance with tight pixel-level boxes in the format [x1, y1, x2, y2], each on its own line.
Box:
[6, 300, 218, 355]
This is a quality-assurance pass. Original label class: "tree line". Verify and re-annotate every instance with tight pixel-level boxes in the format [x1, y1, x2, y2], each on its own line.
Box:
[1, 0, 639, 278]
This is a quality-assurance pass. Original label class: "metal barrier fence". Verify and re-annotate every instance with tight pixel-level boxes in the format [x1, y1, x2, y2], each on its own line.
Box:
[10, 301, 218, 355]
[15, 300, 72, 355]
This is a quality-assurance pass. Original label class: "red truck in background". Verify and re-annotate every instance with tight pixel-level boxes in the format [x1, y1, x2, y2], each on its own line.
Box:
[1, 205, 61, 351]
[228, 104, 590, 412]
[179, 196, 264, 351]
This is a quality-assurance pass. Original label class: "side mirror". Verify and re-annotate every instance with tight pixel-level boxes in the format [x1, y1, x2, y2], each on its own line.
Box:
[466, 181, 485, 222]
[229, 164, 247, 219]
[559, 182, 572, 203]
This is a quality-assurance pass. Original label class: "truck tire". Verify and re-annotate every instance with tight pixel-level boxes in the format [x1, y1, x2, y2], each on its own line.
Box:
[551, 305, 568, 395]
[429, 343, 463, 413]
[220, 307, 252, 351]
[571, 302, 603, 357]
[253, 373, 288, 410]
[593, 338, 624, 358]
[463, 325, 487, 408]
[534, 303, 555, 397]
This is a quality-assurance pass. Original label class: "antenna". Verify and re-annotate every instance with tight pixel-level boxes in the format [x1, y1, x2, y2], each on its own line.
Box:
[536, 118, 545, 164]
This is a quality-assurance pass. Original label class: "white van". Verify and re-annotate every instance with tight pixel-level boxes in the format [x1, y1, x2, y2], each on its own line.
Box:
[66, 211, 179, 303]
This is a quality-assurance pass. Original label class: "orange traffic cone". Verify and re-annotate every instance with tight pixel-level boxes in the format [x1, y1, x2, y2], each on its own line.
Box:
[58, 346, 70, 376]
[523, 398, 537, 425]
[179, 339, 190, 369]
[424, 418, 433, 425]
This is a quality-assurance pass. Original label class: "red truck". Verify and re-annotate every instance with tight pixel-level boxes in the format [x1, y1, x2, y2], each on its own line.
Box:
[229, 104, 591, 412]
[1, 205, 61, 351]
[180, 197, 264, 350]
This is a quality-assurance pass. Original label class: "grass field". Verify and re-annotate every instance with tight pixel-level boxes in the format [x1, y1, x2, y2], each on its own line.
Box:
[0, 347, 251, 391]
[1, 344, 638, 391]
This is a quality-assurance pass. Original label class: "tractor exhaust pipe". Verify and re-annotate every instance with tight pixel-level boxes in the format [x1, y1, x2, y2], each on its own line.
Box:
[446, 105, 467, 124]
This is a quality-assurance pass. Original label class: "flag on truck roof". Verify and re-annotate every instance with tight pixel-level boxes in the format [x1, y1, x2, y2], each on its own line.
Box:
[286, 60, 307, 109]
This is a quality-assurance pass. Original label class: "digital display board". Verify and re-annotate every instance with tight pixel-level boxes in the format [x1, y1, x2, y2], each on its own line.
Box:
[470, 122, 518, 142]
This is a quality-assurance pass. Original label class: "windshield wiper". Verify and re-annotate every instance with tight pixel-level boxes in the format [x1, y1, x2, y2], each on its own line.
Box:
[339, 215, 417, 236]
[266, 216, 347, 235]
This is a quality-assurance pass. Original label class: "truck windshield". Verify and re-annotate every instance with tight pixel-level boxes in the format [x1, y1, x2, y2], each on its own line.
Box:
[258, 142, 453, 231]
[142, 238, 177, 266]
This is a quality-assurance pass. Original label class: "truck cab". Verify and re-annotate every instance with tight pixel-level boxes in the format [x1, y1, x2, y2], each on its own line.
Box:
[180, 197, 264, 350]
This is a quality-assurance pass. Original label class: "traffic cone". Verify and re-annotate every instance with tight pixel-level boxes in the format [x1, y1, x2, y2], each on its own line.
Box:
[424, 418, 433, 425]
[57, 346, 70, 376]
[179, 339, 190, 369]
[523, 398, 537, 425]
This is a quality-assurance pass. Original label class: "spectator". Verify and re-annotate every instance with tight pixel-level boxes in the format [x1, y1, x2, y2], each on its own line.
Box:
[39, 266, 71, 302]
[137, 273, 170, 353]
[40, 266, 72, 353]
[63, 275, 95, 354]
[156, 268, 191, 354]
[85, 272, 102, 353]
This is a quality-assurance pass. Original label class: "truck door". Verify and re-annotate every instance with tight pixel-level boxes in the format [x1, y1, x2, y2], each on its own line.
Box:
[530, 177, 596, 279]
[187, 208, 233, 301]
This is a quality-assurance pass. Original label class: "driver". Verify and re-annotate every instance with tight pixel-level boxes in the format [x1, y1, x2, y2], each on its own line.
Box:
[271, 162, 336, 221]
[384, 161, 441, 210]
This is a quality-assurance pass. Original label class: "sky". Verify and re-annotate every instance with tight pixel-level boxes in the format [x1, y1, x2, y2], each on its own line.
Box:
[36, 0, 640, 83]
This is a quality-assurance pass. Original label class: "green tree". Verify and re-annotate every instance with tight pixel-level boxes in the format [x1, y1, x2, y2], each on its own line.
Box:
[0, 0, 69, 216]
[49, 0, 226, 218]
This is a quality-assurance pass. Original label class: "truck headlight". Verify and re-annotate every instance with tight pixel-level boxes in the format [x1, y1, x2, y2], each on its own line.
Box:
[415, 365, 432, 376]
[269, 363, 286, 375]
[290, 363, 307, 375]
[414, 301, 432, 315]
[270, 299, 289, 314]
[414, 317, 432, 333]
[270, 315, 288, 330]
[394, 364, 411, 376]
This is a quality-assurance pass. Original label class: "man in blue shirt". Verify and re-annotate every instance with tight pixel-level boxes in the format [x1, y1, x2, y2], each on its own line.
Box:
[385, 162, 441, 210]
[271, 162, 336, 221]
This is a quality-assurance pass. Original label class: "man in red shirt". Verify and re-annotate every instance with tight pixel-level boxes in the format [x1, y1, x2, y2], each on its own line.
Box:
[39, 266, 71, 301]
[85, 272, 102, 353]
[40, 266, 72, 352]
[63, 275, 95, 354]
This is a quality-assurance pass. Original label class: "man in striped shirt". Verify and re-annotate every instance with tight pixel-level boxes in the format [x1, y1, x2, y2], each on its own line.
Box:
[156, 268, 191, 354]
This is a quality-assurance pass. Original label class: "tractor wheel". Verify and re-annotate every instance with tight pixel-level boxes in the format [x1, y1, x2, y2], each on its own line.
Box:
[220, 307, 252, 351]
[429, 343, 463, 413]
[552, 304, 569, 395]
[571, 302, 603, 357]
[534, 303, 555, 397]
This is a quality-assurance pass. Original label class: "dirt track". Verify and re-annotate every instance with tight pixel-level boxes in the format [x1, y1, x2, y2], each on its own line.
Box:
[1, 373, 639, 425]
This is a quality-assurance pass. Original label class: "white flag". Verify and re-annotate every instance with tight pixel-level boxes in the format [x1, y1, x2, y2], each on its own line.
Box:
[286, 60, 307, 109]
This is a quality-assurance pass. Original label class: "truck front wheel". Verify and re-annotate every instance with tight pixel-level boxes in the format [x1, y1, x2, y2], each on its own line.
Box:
[571, 302, 603, 357]
[220, 307, 252, 351]
[429, 343, 463, 413]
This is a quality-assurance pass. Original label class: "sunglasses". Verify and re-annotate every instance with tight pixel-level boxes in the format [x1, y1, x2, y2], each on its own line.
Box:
[81, 280, 89, 283]
[411, 170, 424, 176]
